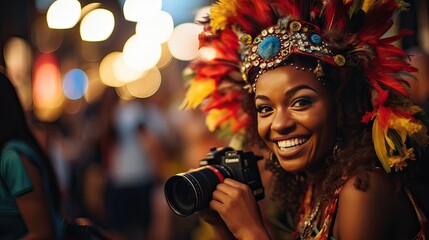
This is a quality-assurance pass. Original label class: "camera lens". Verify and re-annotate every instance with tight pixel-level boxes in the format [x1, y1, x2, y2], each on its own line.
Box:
[164, 165, 230, 216]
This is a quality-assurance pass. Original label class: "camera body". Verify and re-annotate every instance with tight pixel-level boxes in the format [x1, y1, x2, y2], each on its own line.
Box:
[199, 147, 265, 201]
[164, 147, 265, 217]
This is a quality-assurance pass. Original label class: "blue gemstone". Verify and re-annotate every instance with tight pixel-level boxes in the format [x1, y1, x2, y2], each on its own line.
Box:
[258, 36, 281, 60]
[310, 33, 322, 44]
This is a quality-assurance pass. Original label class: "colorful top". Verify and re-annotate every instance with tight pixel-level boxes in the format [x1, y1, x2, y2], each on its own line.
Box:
[0, 140, 65, 240]
[307, 186, 429, 240]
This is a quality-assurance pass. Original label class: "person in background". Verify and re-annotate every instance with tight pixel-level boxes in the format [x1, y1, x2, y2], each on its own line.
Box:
[0, 70, 65, 239]
[103, 99, 173, 240]
[179, 0, 429, 239]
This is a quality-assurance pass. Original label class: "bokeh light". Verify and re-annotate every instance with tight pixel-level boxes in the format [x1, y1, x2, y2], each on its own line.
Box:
[33, 16, 63, 53]
[3, 37, 32, 79]
[63, 69, 89, 100]
[126, 66, 161, 98]
[156, 43, 173, 69]
[33, 53, 64, 121]
[99, 52, 126, 87]
[3, 37, 33, 109]
[123, 0, 162, 22]
[84, 63, 106, 104]
[122, 34, 162, 72]
[80, 8, 115, 42]
[115, 85, 134, 100]
[47, 0, 81, 29]
[168, 22, 203, 61]
[113, 52, 147, 83]
[135, 11, 174, 44]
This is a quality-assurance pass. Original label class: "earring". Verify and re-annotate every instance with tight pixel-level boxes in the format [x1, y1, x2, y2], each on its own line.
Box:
[269, 152, 282, 169]
[325, 136, 342, 165]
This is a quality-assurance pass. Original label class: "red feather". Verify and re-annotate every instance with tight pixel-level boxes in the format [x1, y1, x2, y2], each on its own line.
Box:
[376, 45, 409, 60]
[376, 74, 409, 96]
[202, 91, 242, 111]
[232, 115, 252, 131]
[378, 58, 417, 74]
[231, 0, 276, 36]
[357, 1, 397, 41]
[195, 64, 235, 80]
[268, 0, 300, 19]
[322, 0, 348, 32]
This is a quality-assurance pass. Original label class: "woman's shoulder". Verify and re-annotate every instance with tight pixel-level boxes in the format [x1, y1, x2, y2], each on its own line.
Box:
[342, 168, 392, 194]
[332, 169, 420, 239]
[337, 168, 396, 222]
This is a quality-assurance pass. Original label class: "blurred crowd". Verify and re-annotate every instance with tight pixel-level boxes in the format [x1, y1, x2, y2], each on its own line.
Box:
[25, 81, 231, 240]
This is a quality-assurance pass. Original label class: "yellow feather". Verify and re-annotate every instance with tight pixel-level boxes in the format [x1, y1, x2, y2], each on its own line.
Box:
[384, 128, 395, 154]
[373, 117, 391, 172]
[179, 78, 215, 110]
[362, 0, 375, 12]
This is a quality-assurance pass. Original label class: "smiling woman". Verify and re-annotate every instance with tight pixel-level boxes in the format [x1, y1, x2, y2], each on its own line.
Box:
[178, 0, 429, 239]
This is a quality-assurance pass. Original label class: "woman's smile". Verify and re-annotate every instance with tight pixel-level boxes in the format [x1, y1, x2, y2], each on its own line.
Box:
[277, 137, 309, 150]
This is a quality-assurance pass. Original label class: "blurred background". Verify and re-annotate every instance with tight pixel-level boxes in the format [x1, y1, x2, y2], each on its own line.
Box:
[0, 0, 428, 239]
[0, 0, 228, 239]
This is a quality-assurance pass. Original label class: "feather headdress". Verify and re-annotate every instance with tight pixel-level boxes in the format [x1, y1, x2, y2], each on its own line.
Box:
[181, 0, 429, 172]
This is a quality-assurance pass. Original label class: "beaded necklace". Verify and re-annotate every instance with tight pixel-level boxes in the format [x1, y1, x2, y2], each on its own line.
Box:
[298, 201, 321, 239]
[293, 180, 322, 239]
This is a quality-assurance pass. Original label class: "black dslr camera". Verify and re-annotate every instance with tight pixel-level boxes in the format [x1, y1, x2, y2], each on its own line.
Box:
[164, 147, 265, 217]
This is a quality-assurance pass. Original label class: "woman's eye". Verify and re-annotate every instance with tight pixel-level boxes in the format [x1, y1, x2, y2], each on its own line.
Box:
[257, 105, 272, 114]
[291, 97, 313, 108]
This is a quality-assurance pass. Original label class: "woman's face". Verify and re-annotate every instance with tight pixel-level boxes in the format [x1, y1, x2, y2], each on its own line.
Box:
[254, 65, 337, 174]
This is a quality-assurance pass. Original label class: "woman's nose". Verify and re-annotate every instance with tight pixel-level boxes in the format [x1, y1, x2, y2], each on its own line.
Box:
[271, 108, 295, 133]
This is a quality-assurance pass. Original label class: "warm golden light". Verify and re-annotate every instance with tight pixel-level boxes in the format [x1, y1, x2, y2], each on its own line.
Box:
[157, 43, 173, 69]
[135, 11, 174, 43]
[113, 52, 147, 83]
[168, 23, 203, 61]
[4, 37, 32, 79]
[122, 34, 162, 72]
[126, 66, 161, 98]
[99, 52, 126, 87]
[123, 0, 162, 22]
[47, 0, 81, 29]
[80, 8, 115, 42]
[115, 86, 134, 100]
[84, 63, 106, 104]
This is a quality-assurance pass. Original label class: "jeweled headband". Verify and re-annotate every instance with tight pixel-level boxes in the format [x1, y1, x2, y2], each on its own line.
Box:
[239, 17, 346, 89]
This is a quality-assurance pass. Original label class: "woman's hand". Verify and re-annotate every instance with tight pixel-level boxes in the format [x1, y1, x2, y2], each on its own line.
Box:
[197, 208, 236, 240]
[209, 178, 271, 240]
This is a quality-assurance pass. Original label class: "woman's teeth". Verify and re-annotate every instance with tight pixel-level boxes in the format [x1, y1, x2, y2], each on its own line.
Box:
[277, 137, 308, 149]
